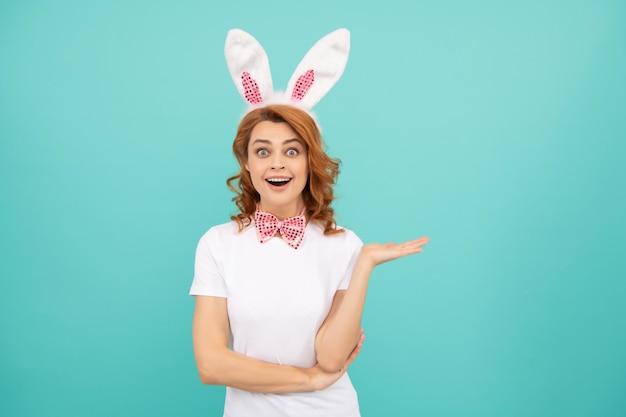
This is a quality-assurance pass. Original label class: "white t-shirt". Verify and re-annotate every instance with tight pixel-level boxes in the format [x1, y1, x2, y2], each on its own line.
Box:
[190, 219, 363, 417]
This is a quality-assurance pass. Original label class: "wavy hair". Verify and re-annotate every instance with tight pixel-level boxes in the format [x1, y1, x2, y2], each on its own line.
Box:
[226, 105, 343, 235]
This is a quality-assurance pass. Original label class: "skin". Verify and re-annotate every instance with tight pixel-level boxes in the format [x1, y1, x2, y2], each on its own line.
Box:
[244, 121, 308, 220]
[192, 120, 430, 392]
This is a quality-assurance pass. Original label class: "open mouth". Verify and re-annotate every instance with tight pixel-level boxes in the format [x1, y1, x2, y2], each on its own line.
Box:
[266, 178, 292, 187]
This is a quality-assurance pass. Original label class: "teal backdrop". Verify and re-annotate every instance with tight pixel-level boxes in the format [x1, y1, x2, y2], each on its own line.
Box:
[1, 0, 625, 416]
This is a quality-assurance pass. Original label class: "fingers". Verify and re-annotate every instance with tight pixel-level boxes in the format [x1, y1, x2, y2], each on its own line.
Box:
[406, 236, 430, 248]
[403, 236, 430, 247]
[391, 237, 429, 248]
[344, 343, 360, 366]
[361, 236, 430, 266]
[389, 237, 428, 257]
[344, 330, 366, 369]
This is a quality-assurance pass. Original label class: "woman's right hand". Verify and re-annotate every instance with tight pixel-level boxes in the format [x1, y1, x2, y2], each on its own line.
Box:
[308, 330, 365, 391]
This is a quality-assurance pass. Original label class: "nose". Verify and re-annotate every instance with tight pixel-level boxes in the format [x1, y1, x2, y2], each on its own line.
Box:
[271, 153, 284, 170]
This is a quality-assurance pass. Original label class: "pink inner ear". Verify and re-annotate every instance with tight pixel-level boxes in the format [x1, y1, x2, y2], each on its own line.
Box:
[291, 70, 315, 102]
[241, 72, 263, 105]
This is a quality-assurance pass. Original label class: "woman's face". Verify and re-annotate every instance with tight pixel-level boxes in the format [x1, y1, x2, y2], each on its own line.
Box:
[246, 121, 309, 219]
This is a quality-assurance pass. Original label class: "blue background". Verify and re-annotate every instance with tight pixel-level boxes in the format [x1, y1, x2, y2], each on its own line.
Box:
[1, 0, 625, 416]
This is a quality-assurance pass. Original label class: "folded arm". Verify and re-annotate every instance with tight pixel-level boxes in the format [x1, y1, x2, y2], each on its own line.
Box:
[315, 236, 429, 372]
[192, 295, 362, 393]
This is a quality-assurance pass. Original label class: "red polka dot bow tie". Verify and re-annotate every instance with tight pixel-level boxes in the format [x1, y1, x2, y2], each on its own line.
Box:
[254, 208, 306, 249]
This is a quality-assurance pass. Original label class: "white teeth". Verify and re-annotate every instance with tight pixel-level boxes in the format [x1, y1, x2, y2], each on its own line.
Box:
[267, 178, 290, 183]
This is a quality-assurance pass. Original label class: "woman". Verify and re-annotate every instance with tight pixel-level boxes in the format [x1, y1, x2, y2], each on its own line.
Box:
[190, 105, 429, 417]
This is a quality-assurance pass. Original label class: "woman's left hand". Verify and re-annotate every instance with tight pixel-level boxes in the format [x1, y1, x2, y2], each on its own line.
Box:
[359, 236, 429, 269]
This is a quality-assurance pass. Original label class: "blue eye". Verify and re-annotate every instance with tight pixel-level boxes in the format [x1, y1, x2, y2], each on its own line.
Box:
[257, 149, 269, 157]
[286, 149, 298, 157]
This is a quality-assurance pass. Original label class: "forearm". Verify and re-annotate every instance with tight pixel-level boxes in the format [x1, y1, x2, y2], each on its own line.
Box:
[193, 296, 326, 394]
[196, 345, 317, 393]
[315, 255, 374, 371]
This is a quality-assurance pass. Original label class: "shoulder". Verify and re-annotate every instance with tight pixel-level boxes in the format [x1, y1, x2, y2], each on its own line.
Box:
[205, 220, 240, 235]
[307, 222, 363, 248]
[198, 220, 253, 246]
[335, 225, 363, 247]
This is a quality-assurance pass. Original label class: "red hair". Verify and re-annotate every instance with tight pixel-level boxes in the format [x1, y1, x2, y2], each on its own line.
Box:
[227, 105, 343, 235]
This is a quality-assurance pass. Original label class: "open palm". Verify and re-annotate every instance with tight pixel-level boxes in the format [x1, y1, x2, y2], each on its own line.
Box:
[361, 236, 430, 267]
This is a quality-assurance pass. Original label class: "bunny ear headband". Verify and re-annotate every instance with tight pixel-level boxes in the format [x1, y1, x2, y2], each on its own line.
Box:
[224, 28, 350, 122]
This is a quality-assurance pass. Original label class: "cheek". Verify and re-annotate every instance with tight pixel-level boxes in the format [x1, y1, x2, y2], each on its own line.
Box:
[248, 166, 262, 184]
[246, 158, 261, 175]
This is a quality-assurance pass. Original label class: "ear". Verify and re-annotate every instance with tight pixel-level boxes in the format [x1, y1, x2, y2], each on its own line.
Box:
[286, 29, 350, 109]
[225, 29, 274, 106]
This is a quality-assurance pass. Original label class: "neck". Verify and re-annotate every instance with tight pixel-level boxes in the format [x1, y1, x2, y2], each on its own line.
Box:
[258, 201, 305, 221]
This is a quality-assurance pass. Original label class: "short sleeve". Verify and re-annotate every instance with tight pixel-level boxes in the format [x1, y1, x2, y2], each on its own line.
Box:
[338, 230, 363, 290]
[189, 229, 227, 297]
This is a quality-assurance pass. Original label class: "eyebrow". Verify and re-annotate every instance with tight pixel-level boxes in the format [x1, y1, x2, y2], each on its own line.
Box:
[250, 138, 303, 146]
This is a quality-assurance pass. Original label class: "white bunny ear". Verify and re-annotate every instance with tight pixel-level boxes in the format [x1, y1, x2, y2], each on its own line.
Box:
[224, 29, 273, 106]
[286, 28, 350, 109]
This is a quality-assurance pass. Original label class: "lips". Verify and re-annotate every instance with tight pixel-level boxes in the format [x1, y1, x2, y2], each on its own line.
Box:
[266, 177, 292, 187]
